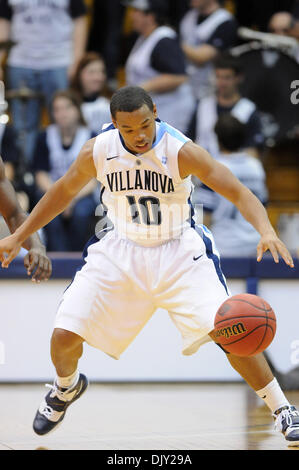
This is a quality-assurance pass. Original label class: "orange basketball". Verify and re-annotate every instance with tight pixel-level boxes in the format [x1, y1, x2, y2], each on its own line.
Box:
[214, 294, 276, 357]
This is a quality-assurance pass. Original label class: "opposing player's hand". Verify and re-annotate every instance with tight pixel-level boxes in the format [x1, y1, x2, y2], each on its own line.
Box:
[24, 247, 52, 282]
[257, 232, 294, 267]
[0, 233, 22, 268]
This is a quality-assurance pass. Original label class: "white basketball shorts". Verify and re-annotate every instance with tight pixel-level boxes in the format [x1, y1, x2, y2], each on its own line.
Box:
[54, 225, 230, 359]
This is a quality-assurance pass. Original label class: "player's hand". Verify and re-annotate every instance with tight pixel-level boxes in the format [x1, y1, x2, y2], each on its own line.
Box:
[0, 233, 22, 268]
[257, 232, 294, 267]
[23, 246, 52, 282]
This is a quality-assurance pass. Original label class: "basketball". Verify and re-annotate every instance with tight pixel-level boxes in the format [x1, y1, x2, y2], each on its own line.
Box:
[214, 294, 276, 357]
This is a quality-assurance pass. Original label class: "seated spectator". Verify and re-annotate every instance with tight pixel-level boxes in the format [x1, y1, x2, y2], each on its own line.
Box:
[192, 114, 268, 257]
[268, 11, 294, 35]
[0, 0, 88, 164]
[71, 52, 111, 135]
[268, 11, 299, 62]
[180, 0, 238, 100]
[124, 0, 195, 134]
[191, 54, 265, 158]
[32, 90, 98, 252]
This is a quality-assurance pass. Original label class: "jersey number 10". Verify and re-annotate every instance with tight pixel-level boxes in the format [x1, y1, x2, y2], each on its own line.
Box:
[127, 196, 162, 226]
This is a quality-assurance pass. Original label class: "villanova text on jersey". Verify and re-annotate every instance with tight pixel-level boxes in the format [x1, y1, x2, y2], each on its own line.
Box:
[106, 169, 175, 194]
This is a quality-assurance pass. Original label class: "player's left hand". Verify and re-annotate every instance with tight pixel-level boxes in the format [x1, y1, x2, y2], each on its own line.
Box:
[23, 247, 52, 282]
[257, 232, 294, 267]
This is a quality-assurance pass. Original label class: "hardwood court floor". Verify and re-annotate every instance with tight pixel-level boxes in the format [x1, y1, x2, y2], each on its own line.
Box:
[0, 382, 299, 450]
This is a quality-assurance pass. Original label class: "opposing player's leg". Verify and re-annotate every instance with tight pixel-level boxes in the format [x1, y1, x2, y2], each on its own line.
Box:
[33, 328, 88, 436]
[209, 332, 299, 446]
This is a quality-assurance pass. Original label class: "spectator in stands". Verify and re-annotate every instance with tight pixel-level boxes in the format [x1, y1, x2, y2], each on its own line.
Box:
[32, 90, 97, 252]
[268, 11, 299, 62]
[191, 54, 265, 158]
[268, 11, 294, 35]
[124, 0, 195, 134]
[0, 0, 88, 164]
[193, 114, 268, 257]
[71, 52, 111, 135]
[180, 0, 238, 100]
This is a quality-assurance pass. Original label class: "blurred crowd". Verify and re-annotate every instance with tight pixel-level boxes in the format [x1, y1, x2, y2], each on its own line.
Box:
[0, 0, 298, 255]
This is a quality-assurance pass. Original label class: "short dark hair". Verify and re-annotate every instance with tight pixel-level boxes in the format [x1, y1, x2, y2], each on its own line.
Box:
[110, 86, 154, 119]
[214, 54, 243, 76]
[214, 114, 246, 152]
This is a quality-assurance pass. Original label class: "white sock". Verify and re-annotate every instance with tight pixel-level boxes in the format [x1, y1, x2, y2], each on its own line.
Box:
[256, 377, 290, 414]
[56, 369, 79, 390]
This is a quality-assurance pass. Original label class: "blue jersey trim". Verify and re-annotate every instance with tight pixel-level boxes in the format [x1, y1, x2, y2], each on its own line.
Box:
[193, 224, 229, 295]
[101, 123, 115, 133]
[158, 121, 190, 145]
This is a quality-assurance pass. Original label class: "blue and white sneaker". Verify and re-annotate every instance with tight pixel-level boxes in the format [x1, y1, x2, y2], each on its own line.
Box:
[274, 405, 299, 446]
[33, 373, 89, 435]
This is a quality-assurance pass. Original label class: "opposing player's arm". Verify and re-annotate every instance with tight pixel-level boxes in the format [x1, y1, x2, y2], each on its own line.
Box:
[178, 141, 294, 267]
[0, 155, 42, 250]
[0, 138, 97, 267]
[0, 156, 52, 280]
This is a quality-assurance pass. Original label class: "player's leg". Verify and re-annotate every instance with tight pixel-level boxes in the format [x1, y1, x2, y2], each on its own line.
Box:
[162, 226, 299, 446]
[33, 230, 156, 436]
[33, 328, 88, 436]
[209, 334, 299, 446]
[51, 328, 84, 379]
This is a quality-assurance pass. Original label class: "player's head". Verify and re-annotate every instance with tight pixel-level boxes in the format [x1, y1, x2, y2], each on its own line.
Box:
[214, 114, 246, 152]
[51, 90, 86, 129]
[110, 86, 158, 154]
[214, 54, 243, 97]
[124, 0, 169, 32]
[71, 52, 107, 98]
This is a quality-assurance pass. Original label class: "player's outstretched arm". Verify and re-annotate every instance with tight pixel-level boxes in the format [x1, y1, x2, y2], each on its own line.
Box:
[178, 141, 294, 267]
[0, 156, 52, 281]
[0, 138, 97, 269]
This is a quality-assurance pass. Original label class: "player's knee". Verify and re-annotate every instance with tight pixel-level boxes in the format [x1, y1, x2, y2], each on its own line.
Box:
[51, 328, 83, 354]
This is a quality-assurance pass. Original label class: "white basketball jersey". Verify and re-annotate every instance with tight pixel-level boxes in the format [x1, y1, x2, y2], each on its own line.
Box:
[93, 120, 192, 246]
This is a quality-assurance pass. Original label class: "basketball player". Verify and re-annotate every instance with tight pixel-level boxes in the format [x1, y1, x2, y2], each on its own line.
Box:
[0, 87, 297, 445]
[0, 155, 51, 281]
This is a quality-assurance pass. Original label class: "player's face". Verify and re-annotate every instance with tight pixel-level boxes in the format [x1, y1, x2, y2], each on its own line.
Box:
[80, 60, 107, 96]
[52, 97, 80, 129]
[215, 69, 241, 96]
[113, 104, 157, 154]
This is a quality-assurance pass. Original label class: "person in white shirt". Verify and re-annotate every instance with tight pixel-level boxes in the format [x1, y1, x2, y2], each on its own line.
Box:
[0, 0, 88, 164]
[124, 0, 195, 133]
[180, 0, 238, 100]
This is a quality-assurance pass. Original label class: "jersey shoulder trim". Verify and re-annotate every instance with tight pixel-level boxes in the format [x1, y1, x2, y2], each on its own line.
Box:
[154, 121, 190, 147]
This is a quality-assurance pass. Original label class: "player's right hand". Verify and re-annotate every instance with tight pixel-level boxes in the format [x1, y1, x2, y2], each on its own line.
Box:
[0, 233, 22, 268]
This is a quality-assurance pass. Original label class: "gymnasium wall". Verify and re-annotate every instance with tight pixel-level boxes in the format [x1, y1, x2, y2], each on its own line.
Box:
[0, 255, 298, 382]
